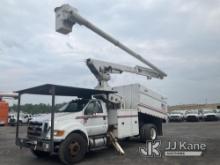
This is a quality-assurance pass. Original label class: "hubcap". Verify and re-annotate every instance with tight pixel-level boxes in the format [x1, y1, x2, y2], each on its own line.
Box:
[69, 141, 81, 157]
[150, 128, 156, 140]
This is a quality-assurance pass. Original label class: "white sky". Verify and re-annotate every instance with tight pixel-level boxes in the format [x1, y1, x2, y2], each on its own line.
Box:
[0, 0, 220, 105]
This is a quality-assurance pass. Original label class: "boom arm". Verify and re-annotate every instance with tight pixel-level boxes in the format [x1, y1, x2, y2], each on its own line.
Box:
[86, 58, 162, 90]
[54, 4, 167, 80]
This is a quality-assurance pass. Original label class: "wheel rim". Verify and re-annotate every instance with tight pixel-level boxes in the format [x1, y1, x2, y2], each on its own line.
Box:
[150, 128, 156, 140]
[69, 141, 81, 157]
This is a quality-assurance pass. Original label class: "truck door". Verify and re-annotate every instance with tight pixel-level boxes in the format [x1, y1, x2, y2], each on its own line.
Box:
[84, 100, 107, 136]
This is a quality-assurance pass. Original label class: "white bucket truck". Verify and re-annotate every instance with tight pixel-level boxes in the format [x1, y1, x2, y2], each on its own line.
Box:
[15, 4, 167, 164]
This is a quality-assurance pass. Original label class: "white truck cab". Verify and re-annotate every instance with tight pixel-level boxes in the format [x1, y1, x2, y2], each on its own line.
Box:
[202, 109, 218, 121]
[185, 110, 200, 122]
[9, 113, 31, 126]
[168, 111, 184, 122]
[28, 98, 109, 142]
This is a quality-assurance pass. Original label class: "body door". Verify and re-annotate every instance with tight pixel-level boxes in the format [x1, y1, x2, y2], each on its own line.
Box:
[84, 100, 108, 136]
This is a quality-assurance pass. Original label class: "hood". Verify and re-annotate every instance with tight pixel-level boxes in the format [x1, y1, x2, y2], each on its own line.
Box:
[169, 114, 182, 117]
[186, 113, 199, 117]
[203, 113, 216, 117]
[30, 112, 82, 123]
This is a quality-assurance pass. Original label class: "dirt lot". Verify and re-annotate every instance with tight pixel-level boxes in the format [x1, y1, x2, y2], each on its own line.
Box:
[0, 122, 220, 165]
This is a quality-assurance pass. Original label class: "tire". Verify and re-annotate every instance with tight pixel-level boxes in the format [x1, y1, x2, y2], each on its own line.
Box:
[140, 124, 157, 142]
[59, 133, 87, 165]
[30, 149, 49, 158]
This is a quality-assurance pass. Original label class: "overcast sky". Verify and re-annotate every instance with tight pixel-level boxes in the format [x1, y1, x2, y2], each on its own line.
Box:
[0, 0, 220, 105]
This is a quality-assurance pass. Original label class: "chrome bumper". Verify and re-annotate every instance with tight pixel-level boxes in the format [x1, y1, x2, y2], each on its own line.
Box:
[16, 138, 51, 152]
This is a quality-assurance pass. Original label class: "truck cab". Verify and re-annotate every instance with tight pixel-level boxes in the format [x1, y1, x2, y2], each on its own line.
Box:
[28, 98, 108, 145]
[25, 97, 110, 163]
[202, 109, 218, 121]
[185, 110, 200, 122]
[9, 113, 32, 126]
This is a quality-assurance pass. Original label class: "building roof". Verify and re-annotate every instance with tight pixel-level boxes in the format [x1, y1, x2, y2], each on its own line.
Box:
[16, 84, 116, 98]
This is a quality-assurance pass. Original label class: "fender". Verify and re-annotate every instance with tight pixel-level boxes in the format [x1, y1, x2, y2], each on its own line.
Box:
[54, 120, 89, 145]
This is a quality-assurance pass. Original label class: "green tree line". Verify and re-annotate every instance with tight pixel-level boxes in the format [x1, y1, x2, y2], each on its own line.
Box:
[10, 103, 67, 114]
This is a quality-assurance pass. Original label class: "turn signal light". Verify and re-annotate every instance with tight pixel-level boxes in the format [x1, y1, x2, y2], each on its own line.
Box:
[54, 130, 65, 137]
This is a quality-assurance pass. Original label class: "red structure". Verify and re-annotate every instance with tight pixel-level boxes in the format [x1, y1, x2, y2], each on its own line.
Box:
[0, 98, 9, 126]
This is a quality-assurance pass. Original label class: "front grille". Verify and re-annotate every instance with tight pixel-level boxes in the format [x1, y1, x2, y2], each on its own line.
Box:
[9, 119, 16, 123]
[186, 116, 198, 121]
[171, 116, 180, 119]
[207, 115, 215, 118]
[206, 115, 217, 120]
[27, 121, 43, 138]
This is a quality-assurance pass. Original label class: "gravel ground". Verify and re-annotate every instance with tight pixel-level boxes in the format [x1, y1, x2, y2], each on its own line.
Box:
[0, 122, 220, 165]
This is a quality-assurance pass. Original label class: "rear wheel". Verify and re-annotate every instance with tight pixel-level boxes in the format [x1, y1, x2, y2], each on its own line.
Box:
[140, 124, 157, 142]
[59, 133, 87, 165]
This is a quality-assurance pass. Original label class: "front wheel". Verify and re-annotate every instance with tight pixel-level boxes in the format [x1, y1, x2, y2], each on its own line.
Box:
[59, 133, 87, 165]
[140, 124, 157, 142]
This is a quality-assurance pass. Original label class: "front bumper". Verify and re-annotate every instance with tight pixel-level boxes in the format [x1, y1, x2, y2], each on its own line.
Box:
[9, 119, 16, 125]
[204, 115, 218, 121]
[186, 116, 199, 121]
[169, 116, 183, 121]
[16, 138, 51, 152]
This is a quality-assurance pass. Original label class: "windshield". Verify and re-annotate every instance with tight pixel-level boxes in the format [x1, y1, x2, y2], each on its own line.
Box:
[9, 115, 15, 118]
[59, 99, 89, 113]
[186, 110, 198, 114]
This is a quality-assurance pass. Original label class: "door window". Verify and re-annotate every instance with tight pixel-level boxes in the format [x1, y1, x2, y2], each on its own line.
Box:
[84, 101, 103, 115]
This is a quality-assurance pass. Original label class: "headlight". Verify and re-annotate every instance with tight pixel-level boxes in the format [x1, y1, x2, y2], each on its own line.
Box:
[54, 130, 65, 137]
